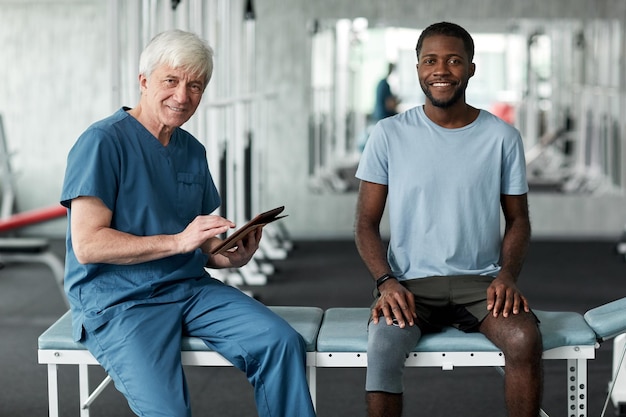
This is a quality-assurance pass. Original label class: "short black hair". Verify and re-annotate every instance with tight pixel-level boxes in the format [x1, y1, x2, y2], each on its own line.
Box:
[415, 22, 475, 62]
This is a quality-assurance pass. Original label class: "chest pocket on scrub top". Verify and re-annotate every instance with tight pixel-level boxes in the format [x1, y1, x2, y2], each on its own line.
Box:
[176, 172, 205, 222]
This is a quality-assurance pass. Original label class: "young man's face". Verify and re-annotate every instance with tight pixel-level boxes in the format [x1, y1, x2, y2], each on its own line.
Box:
[416, 34, 475, 108]
[139, 64, 206, 129]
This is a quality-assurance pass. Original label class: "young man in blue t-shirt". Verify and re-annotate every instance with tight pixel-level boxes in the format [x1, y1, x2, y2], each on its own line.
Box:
[355, 21, 542, 417]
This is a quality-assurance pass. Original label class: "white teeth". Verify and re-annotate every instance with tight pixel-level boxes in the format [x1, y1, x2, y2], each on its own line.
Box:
[432, 82, 450, 87]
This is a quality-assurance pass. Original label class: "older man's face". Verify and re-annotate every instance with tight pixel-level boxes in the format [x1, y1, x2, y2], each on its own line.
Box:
[139, 64, 206, 130]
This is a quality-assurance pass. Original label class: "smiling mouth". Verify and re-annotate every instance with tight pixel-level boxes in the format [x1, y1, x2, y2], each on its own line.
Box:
[430, 81, 455, 88]
[167, 105, 187, 113]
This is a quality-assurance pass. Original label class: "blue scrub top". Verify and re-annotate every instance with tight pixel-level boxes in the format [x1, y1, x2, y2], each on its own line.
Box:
[61, 108, 221, 340]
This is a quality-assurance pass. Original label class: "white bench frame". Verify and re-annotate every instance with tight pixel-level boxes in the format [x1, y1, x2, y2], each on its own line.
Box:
[42, 299, 626, 417]
[38, 343, 318, 417]
[315, 346, 596, 417]
[39, 342, 596, 417]
[312, 307, 609, 417]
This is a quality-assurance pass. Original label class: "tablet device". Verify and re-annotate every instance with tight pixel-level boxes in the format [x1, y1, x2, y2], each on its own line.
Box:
[210, 206, 287, 255]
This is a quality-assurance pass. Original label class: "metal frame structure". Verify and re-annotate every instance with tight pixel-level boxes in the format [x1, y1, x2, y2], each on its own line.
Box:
[39, 302, 626, 417]
[38, 307, 322, 417]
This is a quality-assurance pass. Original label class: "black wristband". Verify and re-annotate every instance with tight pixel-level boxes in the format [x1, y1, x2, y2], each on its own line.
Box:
[375, 273, 396, 289]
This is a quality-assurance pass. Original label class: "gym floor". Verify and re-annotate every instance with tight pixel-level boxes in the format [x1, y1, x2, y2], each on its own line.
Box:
[0, 238, 623, 416]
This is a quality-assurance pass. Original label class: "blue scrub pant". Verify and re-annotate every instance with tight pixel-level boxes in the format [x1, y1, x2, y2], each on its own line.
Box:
[82, 277, 316, 417]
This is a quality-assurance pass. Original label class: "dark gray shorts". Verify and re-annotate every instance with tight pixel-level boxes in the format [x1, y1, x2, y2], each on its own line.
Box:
[367, 275, 540, 393]
[372, 275, 496, 333]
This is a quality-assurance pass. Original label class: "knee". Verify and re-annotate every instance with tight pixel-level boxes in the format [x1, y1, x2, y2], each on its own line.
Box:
[124, 381, 191, 417]
[366, 322, 419, 393]
[367, 321, 420, 366]
[265, 319, 306, 353]
[502, 325, 543, 363]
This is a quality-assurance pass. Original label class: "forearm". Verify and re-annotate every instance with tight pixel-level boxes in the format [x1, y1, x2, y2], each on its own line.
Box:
[70, 196, 237, 266]
[355, 181, 392, 282]
[499, 216, 531, 281]
[73, 227, 182, 265]
[355, 222, 392, 281]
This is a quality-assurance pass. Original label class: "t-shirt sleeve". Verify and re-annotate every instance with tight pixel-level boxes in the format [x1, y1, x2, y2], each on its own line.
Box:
[501, 131, 529, 195]
[355, 122, 389, 185]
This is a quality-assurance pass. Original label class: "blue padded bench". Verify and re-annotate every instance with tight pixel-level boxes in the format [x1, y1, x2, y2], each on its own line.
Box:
[38, 299, 626, 417]
[38, 306, 323, 417]
[316, 299, 626, 417]
[585, 298, 626, 415]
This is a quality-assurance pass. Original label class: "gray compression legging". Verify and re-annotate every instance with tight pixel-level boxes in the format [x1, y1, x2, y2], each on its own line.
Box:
[366, 319, 422, 393]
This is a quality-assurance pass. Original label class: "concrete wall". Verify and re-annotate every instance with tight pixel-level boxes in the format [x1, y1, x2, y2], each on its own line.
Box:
[0, 0, 624, 240]
[0, 0, 111, 235]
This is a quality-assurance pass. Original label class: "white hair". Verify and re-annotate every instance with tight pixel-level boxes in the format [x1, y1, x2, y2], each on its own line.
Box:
[139, 29, 214, 86]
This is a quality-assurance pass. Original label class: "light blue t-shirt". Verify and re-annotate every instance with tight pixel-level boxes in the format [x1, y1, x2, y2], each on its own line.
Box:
[61, 108, 221, 340]
[356, 106, 528, 281]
